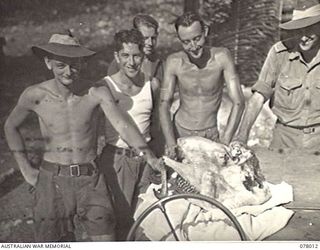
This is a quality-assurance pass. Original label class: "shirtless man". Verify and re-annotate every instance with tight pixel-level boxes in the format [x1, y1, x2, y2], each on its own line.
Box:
[4, 33, 163, 242]
[159, 12, 245, 157]
[98, 29, 160, 240]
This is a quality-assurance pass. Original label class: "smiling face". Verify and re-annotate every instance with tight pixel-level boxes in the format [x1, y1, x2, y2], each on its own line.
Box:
[45, 56, 82, 87]
[138, 25, 158, 56]
[115, 42, 144, 79]
[177, 21, 208, 59]
[297, 23, 320, 52]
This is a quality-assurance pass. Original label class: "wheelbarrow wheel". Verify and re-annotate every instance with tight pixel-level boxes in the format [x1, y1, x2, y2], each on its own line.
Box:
[126, 193, 247, 241]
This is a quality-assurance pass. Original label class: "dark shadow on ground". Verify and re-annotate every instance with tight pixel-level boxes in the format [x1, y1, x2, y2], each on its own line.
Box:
[0, 171, 24, 198]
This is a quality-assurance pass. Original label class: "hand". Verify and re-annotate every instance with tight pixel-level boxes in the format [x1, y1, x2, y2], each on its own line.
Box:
[164, 144, 178, 160]
[229, 140, 247, 150]
[219, 133, 229, 145]
[228, 141, 250, 163]
[22, 167, 40, 187]
[148, 157, 165, 172]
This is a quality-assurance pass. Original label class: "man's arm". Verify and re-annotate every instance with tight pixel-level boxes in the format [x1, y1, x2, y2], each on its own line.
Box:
[4, 87, 39, 186]
[159, 56, 178, 152]
[232, 91, 265, 144]
[219, 48, 245, 144]
[232, 44, 280, 144]
[150, 77, 161, 130]
[91, 86, 163, 171]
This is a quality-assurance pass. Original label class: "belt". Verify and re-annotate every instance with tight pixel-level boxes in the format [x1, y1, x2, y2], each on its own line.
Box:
[106, 144, 142, 158]
[114, 147, 141, 158]
[277, 122, 320, 134]
[41, 161, 97, 176]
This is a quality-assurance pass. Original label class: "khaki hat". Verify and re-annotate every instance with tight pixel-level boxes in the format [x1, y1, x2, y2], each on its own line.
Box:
[32, 33, 96, 58]
[280, 3, 320, 30]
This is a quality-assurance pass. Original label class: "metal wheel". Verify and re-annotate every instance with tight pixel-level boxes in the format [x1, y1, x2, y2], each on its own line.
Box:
[127, 193, 247, 241]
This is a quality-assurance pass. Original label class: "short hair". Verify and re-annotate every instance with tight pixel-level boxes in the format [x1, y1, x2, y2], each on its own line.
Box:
[174, 12, 205, 32]
[133, 14, 159, 33]
[113, 29, 144, 52]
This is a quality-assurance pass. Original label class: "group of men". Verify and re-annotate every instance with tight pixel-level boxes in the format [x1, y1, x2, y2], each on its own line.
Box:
[4, 1, 320, 242]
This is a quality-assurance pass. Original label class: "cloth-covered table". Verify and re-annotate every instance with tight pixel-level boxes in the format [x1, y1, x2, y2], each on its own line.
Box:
[134, 182, 294, 241]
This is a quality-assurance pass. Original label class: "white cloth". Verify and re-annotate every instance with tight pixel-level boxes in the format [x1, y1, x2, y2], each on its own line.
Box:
[134, 182, 294, 241]
[104, 76, 153, 148]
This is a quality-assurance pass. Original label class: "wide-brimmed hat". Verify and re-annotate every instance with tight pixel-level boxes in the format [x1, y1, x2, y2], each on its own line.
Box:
[280, 3, 320, 30]
[32, 33, 96, 58]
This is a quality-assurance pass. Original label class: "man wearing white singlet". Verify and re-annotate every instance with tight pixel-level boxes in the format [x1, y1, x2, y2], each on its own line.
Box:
[98, 29, 159, 240]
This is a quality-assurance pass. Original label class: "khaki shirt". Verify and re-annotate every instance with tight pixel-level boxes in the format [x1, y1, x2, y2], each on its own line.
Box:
[252, 38, 320, 127]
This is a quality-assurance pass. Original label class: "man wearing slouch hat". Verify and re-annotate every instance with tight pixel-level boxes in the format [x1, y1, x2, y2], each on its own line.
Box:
[4, 31, 163, 242]
[233, 1, 320, 150]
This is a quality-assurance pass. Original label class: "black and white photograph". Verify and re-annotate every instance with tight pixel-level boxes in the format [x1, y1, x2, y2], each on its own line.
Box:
[0, 0, 319, 246]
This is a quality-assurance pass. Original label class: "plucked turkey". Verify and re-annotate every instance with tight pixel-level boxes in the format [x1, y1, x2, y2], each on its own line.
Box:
[163, 136, 271, 209]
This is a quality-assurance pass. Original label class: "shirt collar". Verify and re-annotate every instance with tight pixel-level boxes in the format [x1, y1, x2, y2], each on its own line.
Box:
[288, 50, 300, 61]
[289, 47, 320, 69]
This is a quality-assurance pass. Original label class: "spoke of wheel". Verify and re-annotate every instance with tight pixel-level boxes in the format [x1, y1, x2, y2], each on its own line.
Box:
[157, 202, 180, 241]
[126, 193, 247, 241]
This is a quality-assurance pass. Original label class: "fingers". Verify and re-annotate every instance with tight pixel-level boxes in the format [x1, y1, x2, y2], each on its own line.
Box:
[164, 145, 178, 160]
[150, 157, 166, 172]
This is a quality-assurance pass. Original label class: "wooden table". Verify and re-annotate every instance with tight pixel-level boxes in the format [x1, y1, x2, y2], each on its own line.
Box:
[254, 147, 320, 240]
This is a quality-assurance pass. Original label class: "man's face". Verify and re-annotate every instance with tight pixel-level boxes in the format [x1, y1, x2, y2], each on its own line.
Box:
[297, 24, 320, 52]
[115, 42, 144, 78]
[45, 56, 82, 86]
[138, 25, 158, 56]
[177, 21, 207, 59]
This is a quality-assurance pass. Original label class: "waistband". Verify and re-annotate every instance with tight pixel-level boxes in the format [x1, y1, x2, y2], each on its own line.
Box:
[104, 144, 143, 158]
[41, 160, 97, 177]
[174, 121, 218, 133]
[276, 121, 320, 134]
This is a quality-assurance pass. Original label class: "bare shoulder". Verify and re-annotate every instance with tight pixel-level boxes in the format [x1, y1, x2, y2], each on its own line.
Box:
[88, 84, 114, 103]
[212, 47, 232, 60]
[211, 47, 235, 69]
[167, 51, 185, 61]
[166, 51, 184, 68]
[18, 80, 53, 108]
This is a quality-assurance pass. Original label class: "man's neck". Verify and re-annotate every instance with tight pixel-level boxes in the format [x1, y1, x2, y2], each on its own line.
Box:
[145, 52, 157, 62]
[116, 71, 145, 88]
[53, 79, 73, 99]
[187, 47, 210, 69]
[299, 46, 320, 64]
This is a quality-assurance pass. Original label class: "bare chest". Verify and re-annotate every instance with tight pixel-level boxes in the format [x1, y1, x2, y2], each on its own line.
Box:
[33, 95, 98, 134]
[177, 60, 224, 95]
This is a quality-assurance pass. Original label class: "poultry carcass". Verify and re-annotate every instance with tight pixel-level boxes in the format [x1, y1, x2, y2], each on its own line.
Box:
[163, 136, 271, 209]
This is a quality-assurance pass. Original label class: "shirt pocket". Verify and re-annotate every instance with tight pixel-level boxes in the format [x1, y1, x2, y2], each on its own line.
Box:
[274, 75, 302, 110]
[311, 80, 320, 110]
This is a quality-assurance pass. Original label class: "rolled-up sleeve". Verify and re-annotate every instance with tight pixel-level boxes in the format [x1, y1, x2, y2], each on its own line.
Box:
[252, 45, 280, 101]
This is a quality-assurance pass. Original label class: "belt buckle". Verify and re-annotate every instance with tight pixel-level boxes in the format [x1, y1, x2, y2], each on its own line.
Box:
[303, 127, 315, 134]
[70, 164, 80, 176]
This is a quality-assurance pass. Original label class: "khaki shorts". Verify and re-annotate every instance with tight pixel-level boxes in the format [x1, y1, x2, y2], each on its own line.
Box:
[33, 161, 115, 242]
[270, 122, 320, 150]
[99, 144, 149, 240]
